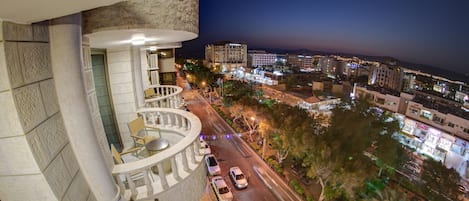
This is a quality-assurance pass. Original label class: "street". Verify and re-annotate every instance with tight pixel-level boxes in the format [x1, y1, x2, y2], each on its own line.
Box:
[178, 74, 303, 201]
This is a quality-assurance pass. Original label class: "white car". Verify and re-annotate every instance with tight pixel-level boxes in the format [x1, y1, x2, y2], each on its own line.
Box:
[211, 176, 233, 201]
[404, 162, 421, 174]
[200, 139, 211, 154]
[458, 184, 468, 193]
[229, 166, 248, 189]
[205, 154, 221, 176]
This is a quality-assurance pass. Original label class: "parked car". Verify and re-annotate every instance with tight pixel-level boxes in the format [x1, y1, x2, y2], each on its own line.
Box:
[205, 154, 221, 175]
[458, 184, 468, 193]
[211, 176, 233, 201]
[200, 139, 211, 154]
[404, 162, 421, 174]
[229, 166, 248, 189]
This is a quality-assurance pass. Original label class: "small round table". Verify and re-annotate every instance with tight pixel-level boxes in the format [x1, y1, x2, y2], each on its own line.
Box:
[146, 138, 170, 154]
[145, 138, 171, 174]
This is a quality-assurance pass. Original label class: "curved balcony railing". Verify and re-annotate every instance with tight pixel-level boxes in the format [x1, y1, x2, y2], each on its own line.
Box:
[145, 85, 184, 109]
[112, 108, 204, 201]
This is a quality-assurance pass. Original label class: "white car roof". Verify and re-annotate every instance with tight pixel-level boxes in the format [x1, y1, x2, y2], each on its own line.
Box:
[230, 167, 243, 175]
[212, 176, 227, 187]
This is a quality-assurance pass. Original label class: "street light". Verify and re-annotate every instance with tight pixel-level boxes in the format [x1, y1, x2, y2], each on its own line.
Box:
[201, 81, 213, 104]
[249, 116, 266, 159]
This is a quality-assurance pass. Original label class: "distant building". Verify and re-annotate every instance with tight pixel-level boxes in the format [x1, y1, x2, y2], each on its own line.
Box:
[247, 50, 277, 68]
[286, 54, 314, 71]
[368, 64, 404, 92]
[205, 41, 247, 72]
[343, 62, 368, 78]
[276, 54, 287, 65]
[318, 56, 338, 75]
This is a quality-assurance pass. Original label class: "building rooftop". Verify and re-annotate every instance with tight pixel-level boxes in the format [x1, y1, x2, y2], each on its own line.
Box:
[412, 95, 469, 120]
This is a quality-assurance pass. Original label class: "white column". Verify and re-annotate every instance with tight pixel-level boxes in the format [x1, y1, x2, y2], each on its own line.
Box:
[155, 51, 160, 85]
[131, 46, 145, 109]
[49, 14, 119, 201]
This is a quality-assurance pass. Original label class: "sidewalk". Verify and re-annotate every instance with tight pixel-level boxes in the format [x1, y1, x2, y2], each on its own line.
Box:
[282, 159, 322, 201]
[199, 178, 216, 201]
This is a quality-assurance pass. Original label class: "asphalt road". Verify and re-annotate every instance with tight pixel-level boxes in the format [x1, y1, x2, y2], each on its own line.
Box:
[178, 75, 303, 201]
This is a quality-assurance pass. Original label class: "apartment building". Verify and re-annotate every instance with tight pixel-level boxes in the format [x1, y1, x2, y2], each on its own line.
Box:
[205, 41, 247, 72]
[286, 54, 314, 71]
[0, 1, 205, 201]
[368, 64, 404, 92]
[318, 56, 338, 75]
[247, 50, 277, 68]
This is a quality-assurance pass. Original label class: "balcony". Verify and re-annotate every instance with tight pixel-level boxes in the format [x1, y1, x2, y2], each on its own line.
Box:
[145, 85, 184, 109]
[113, 108, 205, 201]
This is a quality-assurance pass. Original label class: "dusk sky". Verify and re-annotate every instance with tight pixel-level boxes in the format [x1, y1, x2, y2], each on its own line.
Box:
[178, 0, 469, 74]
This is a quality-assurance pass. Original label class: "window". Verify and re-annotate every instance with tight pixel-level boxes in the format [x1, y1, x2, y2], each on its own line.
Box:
[420, 110, 432, 120]
[432, 116, 444, 124]
[464, 128, 469, 134]
[376, 98, 385, 105]
[448, 122, 455, 128]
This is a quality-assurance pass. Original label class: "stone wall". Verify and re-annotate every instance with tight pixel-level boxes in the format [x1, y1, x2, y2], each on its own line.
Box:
[82, 0, 198, 35]
[0, 21, 92, 201]
[156, 159, 207, 201]
[106, 47, 138, 148]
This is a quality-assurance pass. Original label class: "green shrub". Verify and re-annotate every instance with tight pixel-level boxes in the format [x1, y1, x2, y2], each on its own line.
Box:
[289, 179, 305, 196]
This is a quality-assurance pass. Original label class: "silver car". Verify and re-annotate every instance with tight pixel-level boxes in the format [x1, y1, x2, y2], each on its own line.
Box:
[212, 176, 233, 201]
[205, 154, 221, 176]
[229, 166, 248, 189]
[200, 139, 211, 155]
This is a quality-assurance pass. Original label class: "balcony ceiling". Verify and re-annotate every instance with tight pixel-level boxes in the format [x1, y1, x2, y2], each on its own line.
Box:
[85, 29, 198, 48]
[0, 0, 123, 24]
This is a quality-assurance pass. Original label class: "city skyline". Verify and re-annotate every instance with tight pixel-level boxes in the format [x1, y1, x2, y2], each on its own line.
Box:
[178, 0, 469, 75]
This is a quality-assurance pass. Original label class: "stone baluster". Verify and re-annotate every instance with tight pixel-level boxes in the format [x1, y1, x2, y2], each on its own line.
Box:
[190, 142, 197, 164]
[181, 149, 190, 172]
[195, 138, 202, 156]
[126, 174, 138, 201]
[170, 156, 181, 181]
[156, 163, 169, 189]
[115, 175, 125, 194]
[143, 169, 153, 196]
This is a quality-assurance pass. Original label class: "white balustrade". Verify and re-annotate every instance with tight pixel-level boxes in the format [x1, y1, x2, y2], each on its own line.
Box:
[112, 108, 203, 201]
[144, 85, 184, 109]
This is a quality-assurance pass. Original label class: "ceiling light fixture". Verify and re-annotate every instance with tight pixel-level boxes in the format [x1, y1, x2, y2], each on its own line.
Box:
[131, 34, 146, 46]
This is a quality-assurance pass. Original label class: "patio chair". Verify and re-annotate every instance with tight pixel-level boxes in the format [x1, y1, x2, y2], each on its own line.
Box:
[111, 144, 153, 184]
[111, 144, 142, 164]
[144, 88, 158, 99]
[128, 116, 158, 148]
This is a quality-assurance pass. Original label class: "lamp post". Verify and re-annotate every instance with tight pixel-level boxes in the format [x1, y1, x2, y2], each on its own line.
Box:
[201, 81, 212, 104]
[250, 116, 266, 159]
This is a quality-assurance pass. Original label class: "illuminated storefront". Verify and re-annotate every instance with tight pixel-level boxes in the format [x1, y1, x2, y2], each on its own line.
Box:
[396, 117, 469, 177]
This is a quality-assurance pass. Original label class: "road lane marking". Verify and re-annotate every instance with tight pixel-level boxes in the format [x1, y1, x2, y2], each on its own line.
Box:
[228, 135, 251, 158]
[253, 166, 285, 201]
[212, 122, 224, 133]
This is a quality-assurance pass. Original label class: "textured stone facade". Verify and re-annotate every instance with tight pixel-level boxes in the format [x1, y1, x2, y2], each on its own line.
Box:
[156, 160, 207, 201]
[82, 0, 198, 35]
[0, 21, 91, 201]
